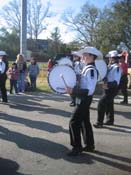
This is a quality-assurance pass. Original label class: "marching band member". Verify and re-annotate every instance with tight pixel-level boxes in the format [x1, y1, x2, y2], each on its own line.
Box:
[94, 50, 122, 128]
[66, 46, 102, 156]
[70, 51, 83, 107]
[0, 51, 8, 103]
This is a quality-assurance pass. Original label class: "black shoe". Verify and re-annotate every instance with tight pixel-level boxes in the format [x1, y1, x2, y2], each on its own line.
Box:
[2, 100, 8, 103]
[69, 102, 75, 107]
[83, 145, 95, 152]
[104, 122, 114, 125]
[2, 101, 8, 104]
[93, 123, 103, 128]
[120, 101, 128, 105]
[67, 147, 83, 156]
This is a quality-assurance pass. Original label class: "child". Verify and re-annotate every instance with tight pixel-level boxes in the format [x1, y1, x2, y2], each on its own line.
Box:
[27, 58, 39, 89]
[7, 62, 19, 94]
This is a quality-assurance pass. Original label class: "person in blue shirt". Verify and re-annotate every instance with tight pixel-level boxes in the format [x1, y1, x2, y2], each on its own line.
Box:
[94, 50, 122, 128]
[27, 57, 40, 90]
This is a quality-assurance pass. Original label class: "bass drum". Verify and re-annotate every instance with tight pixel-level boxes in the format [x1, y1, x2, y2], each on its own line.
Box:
[57, 57, 73, 67]
[95, 59, 107, 81]
[48, 65, 76, 94]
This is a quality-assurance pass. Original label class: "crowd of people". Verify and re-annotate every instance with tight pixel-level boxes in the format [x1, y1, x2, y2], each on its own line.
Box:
[0, 47, 130, 157]
[0, 51, 40, 103]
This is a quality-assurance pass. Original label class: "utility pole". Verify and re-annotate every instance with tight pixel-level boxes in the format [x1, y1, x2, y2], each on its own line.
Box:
[20, 0, 27, 60]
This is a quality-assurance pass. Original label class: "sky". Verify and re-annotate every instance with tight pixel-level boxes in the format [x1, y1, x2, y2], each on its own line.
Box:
[0, 0, 115, 43]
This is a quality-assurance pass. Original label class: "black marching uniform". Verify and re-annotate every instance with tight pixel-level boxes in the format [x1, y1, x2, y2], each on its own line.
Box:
[94, 62, 121, 127]
[0, 58, 8, 102]
[68, 62, 98, 155]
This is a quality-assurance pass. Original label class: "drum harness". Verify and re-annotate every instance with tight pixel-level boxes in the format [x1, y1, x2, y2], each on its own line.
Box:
[75, 64, 99, 105]
[103, 63, 120, 88]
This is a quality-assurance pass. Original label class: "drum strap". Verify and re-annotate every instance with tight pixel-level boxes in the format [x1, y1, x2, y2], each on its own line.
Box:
[82, 65, 99, 79]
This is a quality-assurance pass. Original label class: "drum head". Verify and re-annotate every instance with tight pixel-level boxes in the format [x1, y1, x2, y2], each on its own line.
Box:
[57, 57, 73, 67]
[95, 59, 107, 81]
[48, 65, 76, 94]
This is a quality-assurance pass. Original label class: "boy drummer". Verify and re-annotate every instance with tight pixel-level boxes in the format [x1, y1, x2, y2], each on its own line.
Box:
[66, 46, 102, 156]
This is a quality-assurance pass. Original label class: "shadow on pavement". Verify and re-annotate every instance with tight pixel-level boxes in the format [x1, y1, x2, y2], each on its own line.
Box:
[7, 94, 71, 118]
[0, 157, 26, 175]
[65, 150, 131, 172]
[103, 125, 131, 133]
[0, 112, 68, 134]
[0, 126, 69, 160]
[115, 110, 131, 119]
[0, 126, 131, 173]
[9, 92, 70, 103]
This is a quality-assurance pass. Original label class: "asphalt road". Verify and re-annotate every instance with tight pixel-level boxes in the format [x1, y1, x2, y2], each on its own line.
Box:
[0, 92, 131, 175]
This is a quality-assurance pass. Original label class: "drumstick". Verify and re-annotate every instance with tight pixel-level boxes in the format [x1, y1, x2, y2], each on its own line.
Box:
[60, 74, 68, 88]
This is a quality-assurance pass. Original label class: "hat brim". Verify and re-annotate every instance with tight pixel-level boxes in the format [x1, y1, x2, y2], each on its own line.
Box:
[72, 51, 82, 58]
[0, 51, 7, 56]
[105, 53, 120, 58]
[79, 47, 103, 60]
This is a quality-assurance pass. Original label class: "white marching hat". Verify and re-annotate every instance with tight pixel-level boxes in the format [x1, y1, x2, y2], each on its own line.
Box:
[79, 46, 103, 59]
[72, 51, 82, 58]
[105, 50, 118, 58]
[0, 51, 7, 56]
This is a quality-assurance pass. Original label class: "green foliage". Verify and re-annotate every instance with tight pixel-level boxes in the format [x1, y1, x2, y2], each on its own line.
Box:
[0, 28, 19, 60]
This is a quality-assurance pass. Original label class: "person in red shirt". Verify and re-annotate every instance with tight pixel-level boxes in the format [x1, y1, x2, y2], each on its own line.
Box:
[47, 59, 53, 72]
[119, 56, 128, 104]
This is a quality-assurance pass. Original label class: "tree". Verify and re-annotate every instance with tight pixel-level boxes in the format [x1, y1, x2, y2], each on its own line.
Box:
[62, 2, 101, 46]
[1, 0, 21, 34]
[50, 27, 61, 55]
[0, 28, 20, 59]
[112, 0, 131, 49]
[27, 0, 51, 40]
[1, 0, 51, 39]
[95, 0, 131, 54]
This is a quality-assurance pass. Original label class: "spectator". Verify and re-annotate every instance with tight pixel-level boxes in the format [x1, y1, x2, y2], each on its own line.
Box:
[47, 59, 53, 72]
[16, 54, 27, 93]
[27, 57, 39, 89]
[7, 62, 19, 94]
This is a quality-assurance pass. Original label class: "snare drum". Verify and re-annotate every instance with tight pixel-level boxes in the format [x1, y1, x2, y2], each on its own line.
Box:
[48, 65, 76, 94]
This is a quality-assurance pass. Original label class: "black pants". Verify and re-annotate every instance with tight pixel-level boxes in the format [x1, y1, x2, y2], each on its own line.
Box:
[29, 75, 37, 89]
[119, 74, 128, 102]
[0, 76, 8, 102]
[69, 95, 94, 148]
[97, 88, 118, 124]
[10, 80, 18, 93]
